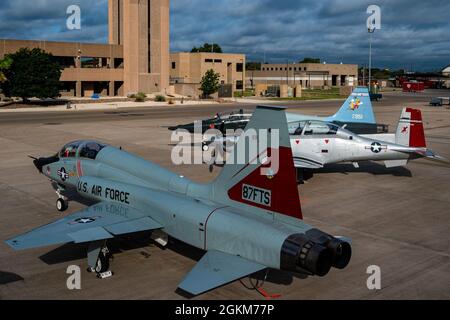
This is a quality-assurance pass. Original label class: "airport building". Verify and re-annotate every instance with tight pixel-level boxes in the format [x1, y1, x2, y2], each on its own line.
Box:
[0, 0, 245, 99]
[0, 0, 359, 98]
[248, 63, 358, 89]
[170, 52, 246, 97]
[0, 0, 170, 98]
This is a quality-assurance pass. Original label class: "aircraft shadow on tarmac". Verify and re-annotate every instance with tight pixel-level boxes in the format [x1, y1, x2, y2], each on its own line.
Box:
[313, 161, 413, 179]
[0, 271, 24, 285]
[39, 231, 156, 265]
[39, 231, 304, 297]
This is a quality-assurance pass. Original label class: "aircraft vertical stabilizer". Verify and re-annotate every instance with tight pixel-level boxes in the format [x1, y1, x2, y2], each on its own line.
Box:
[395, 108, 427, 148]
[211, 106, 303, 220]
[328, 87, 376, 124]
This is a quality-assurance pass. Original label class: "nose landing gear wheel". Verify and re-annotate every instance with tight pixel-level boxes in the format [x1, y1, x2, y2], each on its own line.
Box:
[56, 198, 68, 212]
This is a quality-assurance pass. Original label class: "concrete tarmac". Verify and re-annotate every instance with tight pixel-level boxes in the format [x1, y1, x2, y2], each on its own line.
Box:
[0, 90, 449, 299]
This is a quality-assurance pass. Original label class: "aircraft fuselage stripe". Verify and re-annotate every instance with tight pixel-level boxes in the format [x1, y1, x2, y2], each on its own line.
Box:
[293, 156, 322, 166]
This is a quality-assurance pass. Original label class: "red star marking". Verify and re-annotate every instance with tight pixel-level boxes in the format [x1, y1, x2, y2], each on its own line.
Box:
[402, 126, 408, 133]
[325, 139, 330, 144]
[295, 140, 300, 145]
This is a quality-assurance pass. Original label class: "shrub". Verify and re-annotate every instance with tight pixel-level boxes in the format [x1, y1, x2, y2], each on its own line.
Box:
[168, 99, 175, 105]
[134, 92, 146, 102]
[155, 95, 166, 102]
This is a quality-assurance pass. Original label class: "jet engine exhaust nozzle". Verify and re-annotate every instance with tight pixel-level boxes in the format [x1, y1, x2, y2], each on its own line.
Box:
[305, 229, 352, 270]
[281, 234, 333, 277]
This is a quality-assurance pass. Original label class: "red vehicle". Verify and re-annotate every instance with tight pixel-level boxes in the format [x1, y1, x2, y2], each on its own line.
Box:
[403, 82, 425, 92]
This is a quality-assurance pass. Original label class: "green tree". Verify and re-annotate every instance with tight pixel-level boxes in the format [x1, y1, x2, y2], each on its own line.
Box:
[246, 61, 262, 71]
[191, 43, 223, 53]
[200, 69, 220, 98]
[2, 48, 62, 101]
[299, 57, 321, 64]
[0, 56, 13, 83]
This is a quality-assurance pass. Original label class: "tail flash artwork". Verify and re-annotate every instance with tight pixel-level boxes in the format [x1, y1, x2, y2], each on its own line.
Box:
[396, 108, 426, 148]
[331, 87, 376, 125]
[211, 106, 303, 220]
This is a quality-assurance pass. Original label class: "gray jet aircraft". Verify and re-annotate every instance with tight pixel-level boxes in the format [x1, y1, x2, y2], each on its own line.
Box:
[6, 106, 352, 296]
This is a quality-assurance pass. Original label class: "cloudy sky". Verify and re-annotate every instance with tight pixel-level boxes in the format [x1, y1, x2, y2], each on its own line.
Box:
[0, 0, 449, 71]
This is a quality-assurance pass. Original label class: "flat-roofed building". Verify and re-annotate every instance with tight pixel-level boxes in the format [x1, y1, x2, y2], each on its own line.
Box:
[170, 52, 246, 97]
[248, 63, 358, 89]
[0, 0, 170, 98]
[0, 39, 124, 97]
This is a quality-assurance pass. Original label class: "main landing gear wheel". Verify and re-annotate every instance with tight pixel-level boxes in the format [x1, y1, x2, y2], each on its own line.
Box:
[88, 248, 110, 275]
[56, 198, 68, 212]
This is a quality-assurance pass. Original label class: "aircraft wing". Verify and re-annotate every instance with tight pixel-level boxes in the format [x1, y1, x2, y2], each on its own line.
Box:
[6, 202, 163, 251]
[178, 250, 266, 296]
[293, 156, 324, 169]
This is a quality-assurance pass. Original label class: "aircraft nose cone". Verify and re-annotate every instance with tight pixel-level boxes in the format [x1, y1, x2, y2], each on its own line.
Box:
[168, 123, 196, 133]
[31, 155, 59, 174]
[33, 159, 43, 173]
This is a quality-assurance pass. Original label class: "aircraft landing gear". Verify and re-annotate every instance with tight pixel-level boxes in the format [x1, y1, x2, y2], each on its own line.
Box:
[56, 188, 69, 212]
[56, 198, 68, 212]
[296, 168, 305, 184]
[296, 169, 313, 184]
[87, 241, 113, 278]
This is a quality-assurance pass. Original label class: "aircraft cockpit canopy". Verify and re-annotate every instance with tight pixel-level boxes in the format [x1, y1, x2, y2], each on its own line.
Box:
[289, 121, 340, 136]
[216, 109, 253, 121]
[59, 141, 106, 160]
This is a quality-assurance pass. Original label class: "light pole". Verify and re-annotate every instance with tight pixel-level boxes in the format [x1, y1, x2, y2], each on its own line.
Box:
[362, 64, 366, 87]
[368, 27, 375, 91]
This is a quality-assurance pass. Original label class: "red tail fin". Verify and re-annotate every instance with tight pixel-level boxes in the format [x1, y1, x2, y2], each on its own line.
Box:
[227, 147, 302, 219]
[407, 108, 426, 148]
[212, 106, 303, 220]
[396, 108, 427, 148]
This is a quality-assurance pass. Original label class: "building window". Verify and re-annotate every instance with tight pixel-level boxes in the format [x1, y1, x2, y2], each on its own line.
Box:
[214, 59, 222, 63]
[236, 80, 243, 90]
[289, 67, 292, 71]
[236, 63, 244, 72]
[205, 59, 213, 63]
[172, 62, 176, 69]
